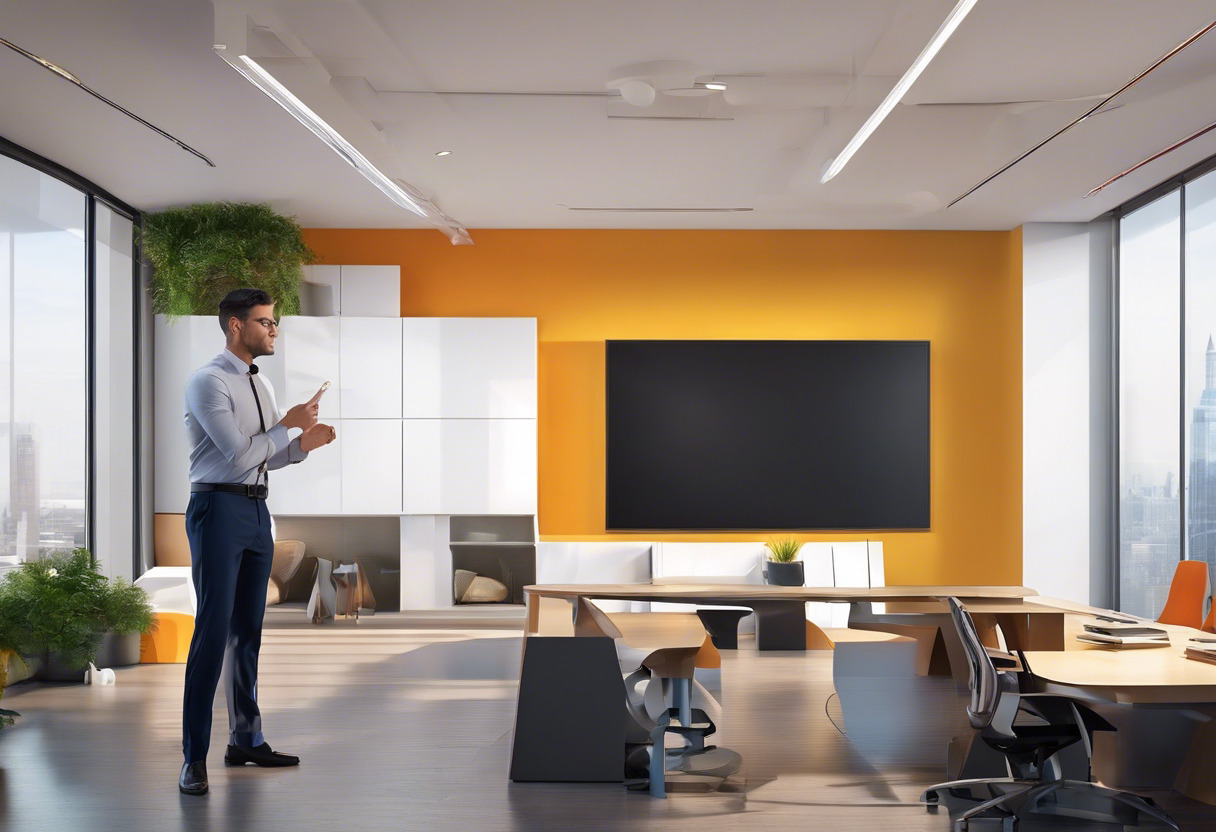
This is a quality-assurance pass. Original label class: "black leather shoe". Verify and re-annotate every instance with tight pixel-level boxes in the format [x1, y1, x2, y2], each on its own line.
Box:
[179, 761, 208, 795]
[224, 742, 300, 767]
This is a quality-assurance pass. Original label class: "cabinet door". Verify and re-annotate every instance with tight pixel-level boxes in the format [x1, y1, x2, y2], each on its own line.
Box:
[300, 265, 341, 316]
[280, 316, 340, 420]
[266, 423, 342, 515]
[339, 317, 402, 418]
[340, 265, 400, 316]
[154, 315, 225, 513]
[341, 419, 403, 514]
[402, 419, 537, 514]
[402, 318, 537, 418]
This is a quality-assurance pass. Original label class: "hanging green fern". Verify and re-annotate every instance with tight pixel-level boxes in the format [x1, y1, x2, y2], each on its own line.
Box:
[141, 202, 314, 319]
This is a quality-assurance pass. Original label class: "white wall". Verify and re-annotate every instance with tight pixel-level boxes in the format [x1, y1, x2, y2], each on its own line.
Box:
[1022, 221, 1113, 606]
[93, 206, 136, 581]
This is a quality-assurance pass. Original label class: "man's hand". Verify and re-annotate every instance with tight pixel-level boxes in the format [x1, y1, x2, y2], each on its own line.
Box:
[300, 422, 336, 452]
[280, 398, 320, 432]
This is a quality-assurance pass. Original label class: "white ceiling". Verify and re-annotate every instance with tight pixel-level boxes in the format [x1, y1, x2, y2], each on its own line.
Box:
[2, 0, 1216, 232]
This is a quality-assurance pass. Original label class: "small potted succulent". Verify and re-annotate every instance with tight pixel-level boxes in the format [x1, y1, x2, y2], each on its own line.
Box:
[763, 538, 805, 586]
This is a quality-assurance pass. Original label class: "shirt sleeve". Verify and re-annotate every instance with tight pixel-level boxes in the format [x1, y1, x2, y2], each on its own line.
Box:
[186, 370, 285, 471]
[267, 434, 308, 469]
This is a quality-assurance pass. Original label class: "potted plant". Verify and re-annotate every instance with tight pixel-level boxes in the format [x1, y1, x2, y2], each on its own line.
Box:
[141, 201, 314, 319]
[99, 576, 156, 668]
[764, 538, 804, 586]
[5, 549, 154, 681]
[0, 580, 25, 729]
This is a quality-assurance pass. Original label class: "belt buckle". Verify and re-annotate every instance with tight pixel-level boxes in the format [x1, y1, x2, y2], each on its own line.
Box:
[244, 484, 258, 499]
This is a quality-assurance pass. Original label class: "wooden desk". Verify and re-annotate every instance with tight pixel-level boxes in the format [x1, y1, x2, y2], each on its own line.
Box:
[524, 583, 1037, 651]
[1021, 609, 1216, 805]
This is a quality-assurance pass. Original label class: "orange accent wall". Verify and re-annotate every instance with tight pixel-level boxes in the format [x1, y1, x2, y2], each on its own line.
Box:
[303, 228, 1023, 586]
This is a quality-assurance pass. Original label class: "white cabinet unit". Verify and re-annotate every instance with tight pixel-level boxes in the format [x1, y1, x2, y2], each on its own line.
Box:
[403, 419, 537, 514]
[154, 315, 227, 514]
[341, 419, 403, 514]
[266, 423, 342, 515]
[300, 265, 341, 316]
[339, 317, 402, 418]
[156, 312, 537, 534]
[340, 265, 400, 316]
[279, 316, 341, 420]
[402, 317, 537, 418]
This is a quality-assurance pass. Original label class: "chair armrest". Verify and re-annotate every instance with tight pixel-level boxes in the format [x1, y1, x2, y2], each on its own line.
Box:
[985, 646, 1022, 670]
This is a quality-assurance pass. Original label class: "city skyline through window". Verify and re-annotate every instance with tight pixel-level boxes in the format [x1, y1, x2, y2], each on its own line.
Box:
[1119, 167, 1216, 619]
[1119, 191, 1180, 619]
[0, 153, 87, 570]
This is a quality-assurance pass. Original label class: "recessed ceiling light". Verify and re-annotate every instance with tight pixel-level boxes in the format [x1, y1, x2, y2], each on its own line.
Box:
[703, 82, 727, 91]
[435, 150, 453, 157]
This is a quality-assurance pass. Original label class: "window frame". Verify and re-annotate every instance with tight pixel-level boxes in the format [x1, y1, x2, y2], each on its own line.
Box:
[1113, 151, 1216, 611]
[0, 134, 142, 576]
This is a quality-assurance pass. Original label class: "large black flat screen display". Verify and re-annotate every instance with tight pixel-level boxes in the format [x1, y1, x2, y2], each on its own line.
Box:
[606, 340, 930, 530]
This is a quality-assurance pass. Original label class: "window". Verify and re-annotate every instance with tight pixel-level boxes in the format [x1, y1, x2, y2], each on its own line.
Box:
[0, 142, 141, 578]
[0, 153, 88, 569]
[1117, 162, 1216, 616]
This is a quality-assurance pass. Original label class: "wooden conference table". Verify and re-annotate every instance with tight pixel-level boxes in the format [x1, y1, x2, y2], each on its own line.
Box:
[523, 582, 1038, 650]
[518, 584, 1216, 803]
[1018, 603, 1216, 805]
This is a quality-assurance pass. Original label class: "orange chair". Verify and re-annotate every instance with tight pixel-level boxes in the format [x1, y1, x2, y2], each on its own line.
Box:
[1158, 560, 1210, 630]
[1203, 599, 1215, 634]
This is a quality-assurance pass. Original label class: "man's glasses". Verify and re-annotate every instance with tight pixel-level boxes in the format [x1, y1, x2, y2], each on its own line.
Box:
[252, 318, 280, 331]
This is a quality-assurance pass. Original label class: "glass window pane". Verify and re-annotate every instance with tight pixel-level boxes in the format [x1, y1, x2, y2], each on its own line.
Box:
[1119, 190, 1181, 618]
[1186, 170, 1216, 588]
[0, 153, 87, 570]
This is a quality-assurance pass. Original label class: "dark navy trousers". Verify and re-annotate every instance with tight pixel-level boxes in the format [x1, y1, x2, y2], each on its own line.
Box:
[182, 491, 274, 763]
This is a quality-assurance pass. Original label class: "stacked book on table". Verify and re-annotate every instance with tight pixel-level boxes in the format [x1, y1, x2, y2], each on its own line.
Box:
[1184, 639, 1216, 665]
[1076, 620, 1171, 647]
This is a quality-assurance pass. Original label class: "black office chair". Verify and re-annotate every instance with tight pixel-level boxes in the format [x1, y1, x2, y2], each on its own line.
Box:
[921, 598, 1178, 831]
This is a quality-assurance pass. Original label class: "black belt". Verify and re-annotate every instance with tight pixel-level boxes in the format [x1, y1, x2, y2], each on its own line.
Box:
[191, 483, 268, 499]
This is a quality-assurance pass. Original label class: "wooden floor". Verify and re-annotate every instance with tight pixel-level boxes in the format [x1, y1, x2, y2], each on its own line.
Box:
[0, 611, 1211, 832]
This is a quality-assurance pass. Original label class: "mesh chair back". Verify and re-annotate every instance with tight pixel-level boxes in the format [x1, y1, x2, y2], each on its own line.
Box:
[947, 597, 1000, 729]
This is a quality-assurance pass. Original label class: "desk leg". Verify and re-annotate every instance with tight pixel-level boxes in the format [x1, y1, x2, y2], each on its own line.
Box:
[1175, 709, 1216, 805]
[526, 592, 541, 635]
[751, 601, 807, 651]
[989, 612, 1065, 651]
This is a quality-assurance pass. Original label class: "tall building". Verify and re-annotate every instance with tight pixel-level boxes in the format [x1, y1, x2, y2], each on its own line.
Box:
[1190, 336, 1216, 575]
[9, 424, 38, 560]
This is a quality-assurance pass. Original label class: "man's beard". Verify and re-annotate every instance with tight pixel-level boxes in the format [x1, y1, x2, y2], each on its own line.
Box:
[247, 338, 274, 358]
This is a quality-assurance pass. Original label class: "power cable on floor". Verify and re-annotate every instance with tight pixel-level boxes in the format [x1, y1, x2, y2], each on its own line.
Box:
[825, 690, 846, 736]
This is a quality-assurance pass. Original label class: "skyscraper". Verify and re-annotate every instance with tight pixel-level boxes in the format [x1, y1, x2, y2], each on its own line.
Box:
[10, 424, 38, 560]
[1188, 337, 1216, 573]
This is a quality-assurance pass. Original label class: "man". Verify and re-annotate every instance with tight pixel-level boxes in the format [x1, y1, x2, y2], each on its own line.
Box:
[178, 288, 336, 796]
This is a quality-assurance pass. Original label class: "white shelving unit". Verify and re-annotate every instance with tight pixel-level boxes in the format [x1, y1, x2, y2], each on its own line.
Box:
[153, 272, 538, 608]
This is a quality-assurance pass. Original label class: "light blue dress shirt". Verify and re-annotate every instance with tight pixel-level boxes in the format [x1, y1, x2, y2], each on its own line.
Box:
[184, 349, 308, 485]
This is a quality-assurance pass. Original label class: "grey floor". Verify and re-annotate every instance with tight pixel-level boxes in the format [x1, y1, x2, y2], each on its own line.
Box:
[0, 609, 1210, 832]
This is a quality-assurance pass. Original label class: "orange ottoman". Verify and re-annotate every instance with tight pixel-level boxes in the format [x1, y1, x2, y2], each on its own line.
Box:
[140, 612, 195, 663]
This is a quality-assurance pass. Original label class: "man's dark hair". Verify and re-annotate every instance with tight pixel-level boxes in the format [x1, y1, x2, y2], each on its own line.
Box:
[218, 288, 274, 334]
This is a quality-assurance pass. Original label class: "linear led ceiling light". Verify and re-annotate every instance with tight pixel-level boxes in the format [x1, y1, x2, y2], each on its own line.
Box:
[1086, 120, 1216, 198]
[216, 46, 470, 243]
[820, 0, 979, 184]
[0, 35, 214, 166]
[950, 17, 1216, 208]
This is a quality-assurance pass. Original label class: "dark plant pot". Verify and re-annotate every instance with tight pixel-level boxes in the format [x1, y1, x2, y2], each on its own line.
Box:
[36, 632, 142, 682]
[764, 560, 805, 587]
[97, 632, 142, 668]
[36, 651, 89, 683]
